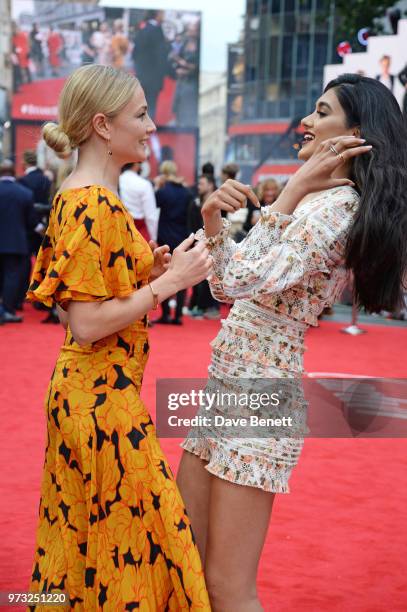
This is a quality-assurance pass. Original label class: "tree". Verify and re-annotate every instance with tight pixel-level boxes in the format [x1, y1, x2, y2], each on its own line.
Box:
[323, 0, 405, 51]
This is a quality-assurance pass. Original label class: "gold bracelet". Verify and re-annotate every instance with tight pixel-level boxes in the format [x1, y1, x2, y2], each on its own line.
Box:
[148, 282, 159, 310]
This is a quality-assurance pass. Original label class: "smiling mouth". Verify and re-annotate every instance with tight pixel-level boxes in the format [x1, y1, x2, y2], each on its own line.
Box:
[301, 132, 315, 146]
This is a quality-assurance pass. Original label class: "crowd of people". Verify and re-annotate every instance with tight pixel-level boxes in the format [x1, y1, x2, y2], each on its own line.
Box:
[2, 147, 406, 327]
[0, 152, 53, 324]
[11, 10, 200, 126]
[0, 145, 291, 326]
[110, 157, 292, 325]
[11, 22, 65, 90]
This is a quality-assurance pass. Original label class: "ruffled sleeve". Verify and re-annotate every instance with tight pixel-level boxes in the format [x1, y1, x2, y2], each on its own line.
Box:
[195, 210, 293, 303]
[27, 187, 145, 308]
[220, 187, 359, 300]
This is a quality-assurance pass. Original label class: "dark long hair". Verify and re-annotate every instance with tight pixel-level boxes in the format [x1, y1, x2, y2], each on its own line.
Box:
[325, 74, 407, 313]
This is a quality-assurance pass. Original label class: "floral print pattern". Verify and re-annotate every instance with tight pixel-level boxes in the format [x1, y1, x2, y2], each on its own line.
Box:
[181, 186, 360, 493]
[27, 186, 210, 611]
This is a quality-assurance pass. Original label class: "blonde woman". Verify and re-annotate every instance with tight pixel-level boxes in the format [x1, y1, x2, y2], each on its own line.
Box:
[111, 19, 129, 69]
[27, 65, 211, 610]
[154, 161, 191, 325]
[243, 178, 281, 232]
[257, 178, 280, 205]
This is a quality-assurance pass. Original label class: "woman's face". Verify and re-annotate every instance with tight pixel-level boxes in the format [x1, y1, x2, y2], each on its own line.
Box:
[109, 86, 156, 164]
[262, 185, 279, 204]
[298, 88, 355, 162]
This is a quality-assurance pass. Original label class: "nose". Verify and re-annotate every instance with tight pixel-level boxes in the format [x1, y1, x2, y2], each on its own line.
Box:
[301, 113, 313, 129]
[147, 115, 157, 134]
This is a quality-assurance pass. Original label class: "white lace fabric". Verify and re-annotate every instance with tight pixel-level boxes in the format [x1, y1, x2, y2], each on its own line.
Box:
[195, 185, 360, 326]
[181, 186, 360, 493]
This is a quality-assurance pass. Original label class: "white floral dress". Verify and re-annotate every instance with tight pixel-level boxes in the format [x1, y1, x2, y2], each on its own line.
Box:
[181, 186, 360, 493]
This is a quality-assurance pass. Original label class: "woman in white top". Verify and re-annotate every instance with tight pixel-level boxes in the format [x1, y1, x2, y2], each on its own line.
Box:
[177, 74, 407, 611]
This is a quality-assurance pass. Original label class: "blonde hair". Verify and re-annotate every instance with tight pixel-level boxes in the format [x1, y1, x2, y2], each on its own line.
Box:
[256, 178, 280, 203]
[159, 160, 178, 176]
[42, 65, 139, 158]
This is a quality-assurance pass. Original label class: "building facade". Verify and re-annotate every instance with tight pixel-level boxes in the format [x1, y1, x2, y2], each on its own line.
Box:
[198, 71, 227, 175]
[29, 1, 105, 29]
[226, 0, 337, 184]
[0, 0, 12, 157]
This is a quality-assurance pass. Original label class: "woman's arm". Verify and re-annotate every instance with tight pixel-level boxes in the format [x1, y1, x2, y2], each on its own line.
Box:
[201, 182, 260, 238]
[67, 236, 211, 346]
[201, 135, 367, 237]
[197, 135, 368, 304]
[218, 189, 359, 300]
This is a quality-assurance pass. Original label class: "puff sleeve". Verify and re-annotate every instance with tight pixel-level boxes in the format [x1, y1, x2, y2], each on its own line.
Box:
[27, 187, 145, 308]
[195, 211, 293, 303]
[221, 189, 358, 300]
[197, 187, 359, 302]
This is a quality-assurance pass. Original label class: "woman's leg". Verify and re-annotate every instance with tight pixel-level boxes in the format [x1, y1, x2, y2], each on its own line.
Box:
[205, 476, 275, 612]
[176, 450, 212, 563]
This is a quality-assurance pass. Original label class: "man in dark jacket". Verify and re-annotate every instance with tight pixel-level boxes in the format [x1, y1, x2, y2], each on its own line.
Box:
[155, 161, 191, 324]
[187, 174, 221, 320]
[132, 10, 169, 120]
[18, 149, 51, 227]
[0, 159, 35, 323]
[18, 149, 52, 312]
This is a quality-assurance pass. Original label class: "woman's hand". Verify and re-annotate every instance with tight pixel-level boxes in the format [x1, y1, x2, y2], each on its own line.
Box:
[201, 179, 260, 218]
[149, 241, 171, 280]
[165, 234, 213, 291]
[200, 180, 260, 238]
[288, 135, 372, 198]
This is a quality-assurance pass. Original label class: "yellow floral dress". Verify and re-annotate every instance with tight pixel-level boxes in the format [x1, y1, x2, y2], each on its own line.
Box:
[26, 186, 210, 611]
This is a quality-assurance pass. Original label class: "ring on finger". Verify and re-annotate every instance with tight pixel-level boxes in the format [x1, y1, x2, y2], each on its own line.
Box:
[329, 144, 339, 156]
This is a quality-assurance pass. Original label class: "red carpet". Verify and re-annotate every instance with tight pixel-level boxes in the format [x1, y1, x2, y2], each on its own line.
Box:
[0, 305, 406, 611]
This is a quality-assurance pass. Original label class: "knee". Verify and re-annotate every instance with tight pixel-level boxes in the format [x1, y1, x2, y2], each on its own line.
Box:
[205, 570, 257, 611]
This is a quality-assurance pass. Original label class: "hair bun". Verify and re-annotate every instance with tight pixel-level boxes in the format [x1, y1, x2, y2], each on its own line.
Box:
[42, 122, 72, 158]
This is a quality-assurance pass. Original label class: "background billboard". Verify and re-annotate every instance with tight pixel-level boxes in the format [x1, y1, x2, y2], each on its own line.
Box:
[10, 1, 201, 179]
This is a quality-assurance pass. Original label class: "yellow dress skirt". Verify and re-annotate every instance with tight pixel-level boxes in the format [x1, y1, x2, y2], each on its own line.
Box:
[26, 186, 210, 611]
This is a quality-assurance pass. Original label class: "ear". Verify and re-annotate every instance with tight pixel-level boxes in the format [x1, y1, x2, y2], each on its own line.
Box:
[352, 126, 361, 138]
[92, 113, 110, 141]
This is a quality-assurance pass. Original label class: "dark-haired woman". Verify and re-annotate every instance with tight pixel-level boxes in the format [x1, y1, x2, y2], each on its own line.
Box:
[177, 74, 407, 611]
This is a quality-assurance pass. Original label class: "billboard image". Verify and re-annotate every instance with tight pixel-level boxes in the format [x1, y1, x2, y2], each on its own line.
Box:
[10, 1, 201, 178]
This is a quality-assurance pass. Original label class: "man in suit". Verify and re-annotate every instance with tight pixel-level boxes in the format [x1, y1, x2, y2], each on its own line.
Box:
[132, 10, 169, 120]
[18, 149, 51, 307]
[375, 55, 395, 92]
[155, 161, 191, 325]
[0, 159, 35, 323]
[18, 149, 51, 254]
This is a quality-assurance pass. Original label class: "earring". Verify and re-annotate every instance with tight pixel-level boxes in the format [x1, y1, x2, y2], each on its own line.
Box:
[107, 138, 112, 156]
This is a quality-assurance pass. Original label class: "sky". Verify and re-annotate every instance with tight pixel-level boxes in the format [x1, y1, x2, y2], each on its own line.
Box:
[101, 0, 246, 72]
